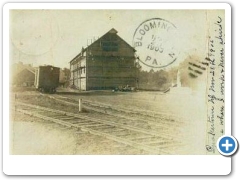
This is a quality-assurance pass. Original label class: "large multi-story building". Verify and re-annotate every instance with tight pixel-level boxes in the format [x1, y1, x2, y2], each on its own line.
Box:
[69, 28, 137, 91]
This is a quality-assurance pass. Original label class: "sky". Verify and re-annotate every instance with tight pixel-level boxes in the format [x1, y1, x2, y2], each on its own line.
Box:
[10, 9, 223, 70]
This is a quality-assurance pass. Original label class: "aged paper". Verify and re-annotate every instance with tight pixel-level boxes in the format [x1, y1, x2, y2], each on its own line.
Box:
[9, 9, 225, 155]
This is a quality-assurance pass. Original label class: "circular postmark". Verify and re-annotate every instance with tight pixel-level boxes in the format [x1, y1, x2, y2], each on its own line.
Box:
[133, 18, 178, 68]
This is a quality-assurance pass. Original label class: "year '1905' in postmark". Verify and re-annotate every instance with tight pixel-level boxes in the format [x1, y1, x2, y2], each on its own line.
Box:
[133, 18, 179, 68]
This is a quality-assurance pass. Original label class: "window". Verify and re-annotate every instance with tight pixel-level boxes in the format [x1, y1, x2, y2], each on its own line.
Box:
[101, 41, 118, 51]
[80, 67, 85, 74]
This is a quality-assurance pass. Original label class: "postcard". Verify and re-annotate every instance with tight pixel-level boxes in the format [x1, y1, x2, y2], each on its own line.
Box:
[3, 2, 232, 175]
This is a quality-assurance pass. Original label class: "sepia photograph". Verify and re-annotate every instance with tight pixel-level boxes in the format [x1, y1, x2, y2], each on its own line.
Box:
[9, 7, 226, 156]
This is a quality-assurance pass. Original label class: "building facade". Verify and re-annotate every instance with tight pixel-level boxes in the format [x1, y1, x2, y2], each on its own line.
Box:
[69, 28, 137, 90]
[11, 62, 36, 86]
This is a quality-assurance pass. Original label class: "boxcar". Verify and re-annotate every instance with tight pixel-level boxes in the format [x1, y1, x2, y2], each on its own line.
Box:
[35, 65, 60, 93]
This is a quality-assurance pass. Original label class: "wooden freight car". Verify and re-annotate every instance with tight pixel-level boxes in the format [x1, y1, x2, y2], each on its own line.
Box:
[35, 65, 60, 93]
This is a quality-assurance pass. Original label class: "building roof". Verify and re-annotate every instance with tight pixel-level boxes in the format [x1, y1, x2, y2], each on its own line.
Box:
[70, 28, 136, 64]
[12, 62, 36, 76]
[17, 68, 35, 76]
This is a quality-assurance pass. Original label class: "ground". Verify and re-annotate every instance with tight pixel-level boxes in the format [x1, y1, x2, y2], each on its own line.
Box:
[10, 111, 145, 155]
[9, 87, 207, 155]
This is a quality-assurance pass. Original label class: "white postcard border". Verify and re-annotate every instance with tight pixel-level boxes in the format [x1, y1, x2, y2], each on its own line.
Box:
[3, 2, 232, 175]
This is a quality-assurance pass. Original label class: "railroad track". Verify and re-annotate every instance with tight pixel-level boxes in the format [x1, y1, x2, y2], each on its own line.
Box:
[12, 100, 184, 155]
[57, 94, 183, 118]
[48, 95, 189, 138]
[52, 94, 186, 124]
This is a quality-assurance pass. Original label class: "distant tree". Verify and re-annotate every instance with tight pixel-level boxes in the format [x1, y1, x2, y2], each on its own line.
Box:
[60, 68, 71, 87]
[156, 70, 169, 86]
[138, 69, 171, 90]
[63, 68, 71, 80]
[149, 69, 154, 73]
